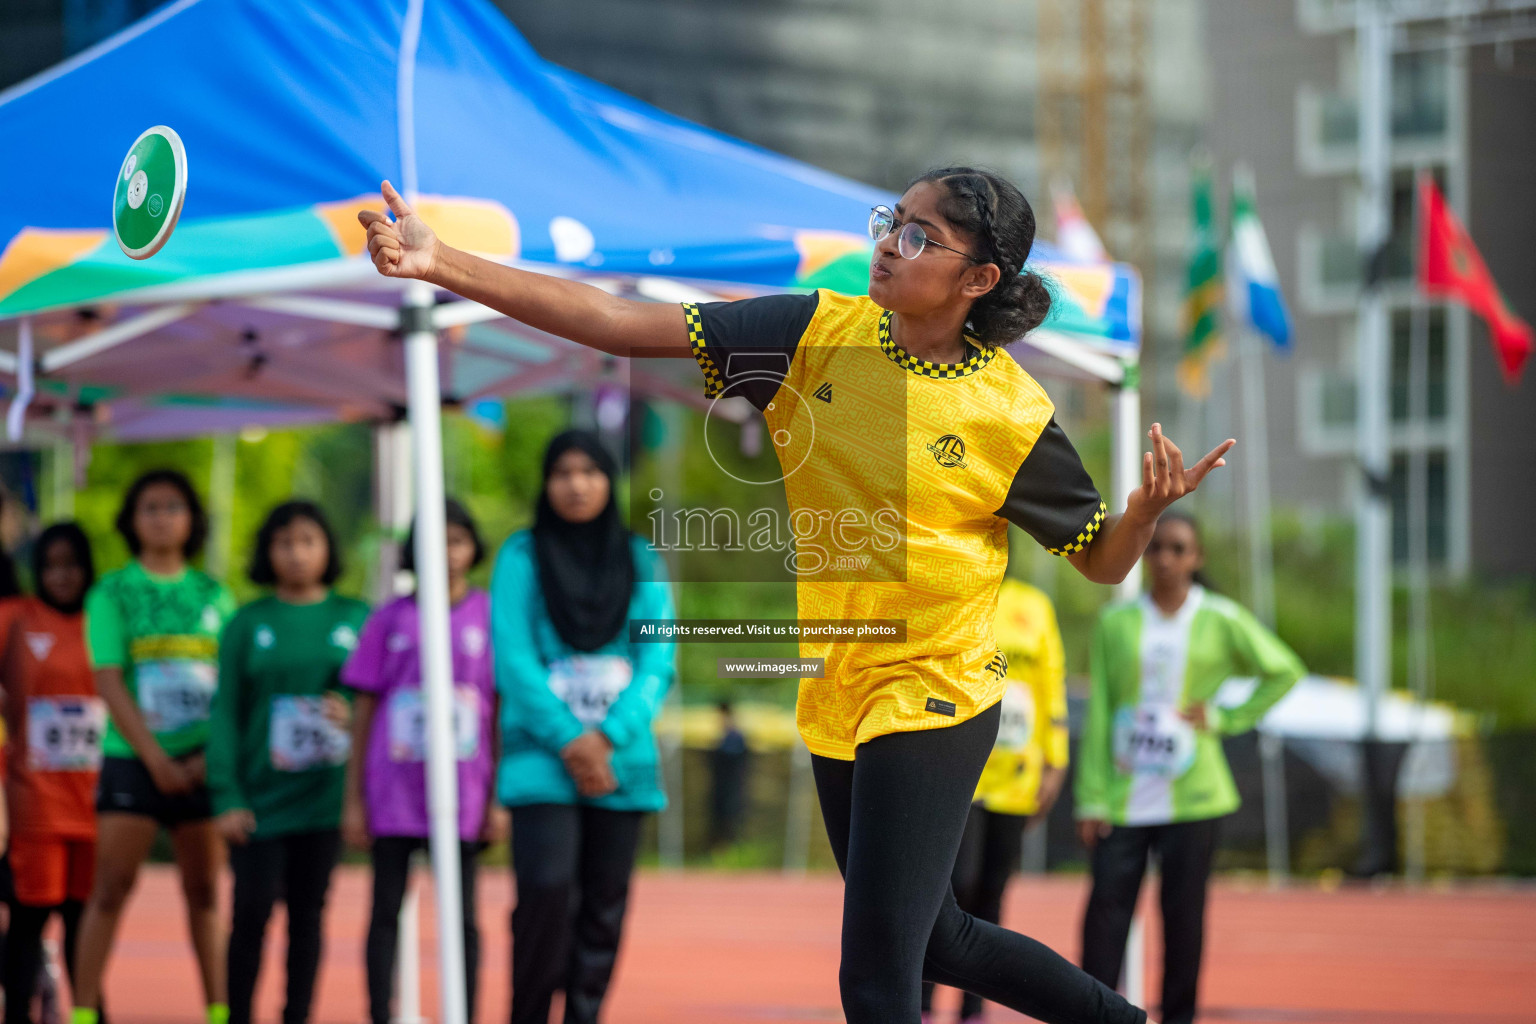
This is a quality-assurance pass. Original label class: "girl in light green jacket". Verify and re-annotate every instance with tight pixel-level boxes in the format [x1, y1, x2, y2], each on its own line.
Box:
[1076, 512, 1303, 1024]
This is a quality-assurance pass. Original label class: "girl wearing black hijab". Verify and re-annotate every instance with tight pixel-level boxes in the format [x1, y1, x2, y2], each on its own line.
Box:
[490, 430, 676, 1024]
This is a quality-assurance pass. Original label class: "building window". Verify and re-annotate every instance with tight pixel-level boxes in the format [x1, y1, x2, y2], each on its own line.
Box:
[1295, 50, 1452, 175]
[1299, 166, 1447, 310]
[1390, 450, 1448, 566]
[1390, 307, 1448, 424]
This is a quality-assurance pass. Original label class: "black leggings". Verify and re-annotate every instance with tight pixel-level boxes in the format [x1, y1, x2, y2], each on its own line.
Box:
[509, 804, 645, 1024]
[921, 805, 1031, 1020]
[812, 703, 1144, 1024]
[366, 836, 481, 1024]
[2, 898, 88, 1024]
[227, 829, 343, 1024]
[1081, 819, 1220, 1024]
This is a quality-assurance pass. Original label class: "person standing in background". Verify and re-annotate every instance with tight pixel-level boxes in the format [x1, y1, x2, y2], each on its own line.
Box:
[207, 502, 369, 1024]
[1076, 512, 1304, 1024]
[922, 576, 1069, 1024]
[1, 524, 100, 1024]
[709, 701, 750, 852]
[341, 500, 504, 1024]
[72, 470, 235, 1024]
[491, 430, 676, 1024]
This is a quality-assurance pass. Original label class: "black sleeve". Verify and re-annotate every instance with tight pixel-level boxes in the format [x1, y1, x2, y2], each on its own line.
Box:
[683, 292, 819, 411]
[995, 417, 1107, 555]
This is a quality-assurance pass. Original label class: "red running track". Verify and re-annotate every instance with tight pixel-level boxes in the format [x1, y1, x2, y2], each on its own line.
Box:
[50, 866, 1536, 1023]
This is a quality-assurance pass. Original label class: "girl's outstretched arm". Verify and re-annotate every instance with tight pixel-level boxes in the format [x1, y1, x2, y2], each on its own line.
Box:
[359, 181, 691, 358]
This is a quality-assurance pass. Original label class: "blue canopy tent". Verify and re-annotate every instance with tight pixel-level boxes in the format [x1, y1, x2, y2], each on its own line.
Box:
[0, 3, 1145, 1018]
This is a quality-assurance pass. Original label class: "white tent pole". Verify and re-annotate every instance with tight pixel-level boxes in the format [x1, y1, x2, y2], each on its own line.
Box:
[1111, 364, 1142, 601]
[403, 279, 469, 1024]
[373, 419, 426, 1024]
[394, 0, 467, 1012]
[393, 875, 428, 1024]
[1109, 362, 1144, 1007]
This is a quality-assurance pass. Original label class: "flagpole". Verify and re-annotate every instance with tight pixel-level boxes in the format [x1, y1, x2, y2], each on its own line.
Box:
[1237, 325, 1276, 628]
[1354, 0, 1397, 877]
[1237, 320, 1287, 884]
[1404, 169, 1434, 884]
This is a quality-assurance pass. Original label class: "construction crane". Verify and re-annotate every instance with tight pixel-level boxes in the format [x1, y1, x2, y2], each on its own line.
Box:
[1036, 0, 1151, 273]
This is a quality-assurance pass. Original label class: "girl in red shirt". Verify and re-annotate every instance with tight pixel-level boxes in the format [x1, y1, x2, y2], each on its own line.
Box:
[1, 523, 100, 1024]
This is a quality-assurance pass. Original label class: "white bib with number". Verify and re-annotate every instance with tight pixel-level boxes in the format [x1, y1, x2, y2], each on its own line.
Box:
[993, 682, 1036, 755]
[1113, 704, 1197, 779]
[387, 686, 480, 763]
[270, 696, 351, 772]
[27, 696, 106, 771]
[136, 660, 216, 733]
[547, 656, 633, 728]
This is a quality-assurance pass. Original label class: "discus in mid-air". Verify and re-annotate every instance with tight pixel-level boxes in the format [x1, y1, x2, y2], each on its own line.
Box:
[113, 124, 187, 259]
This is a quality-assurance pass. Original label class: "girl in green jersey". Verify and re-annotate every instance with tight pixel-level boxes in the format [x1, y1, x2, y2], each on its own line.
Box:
[1076, 513, 1304, 1024]
[208, 501, 368, 1024]
[73, 470, 236, 1024]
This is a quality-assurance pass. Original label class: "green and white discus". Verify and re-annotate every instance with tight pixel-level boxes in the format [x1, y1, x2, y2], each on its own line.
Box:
[113, 125, 187, 259]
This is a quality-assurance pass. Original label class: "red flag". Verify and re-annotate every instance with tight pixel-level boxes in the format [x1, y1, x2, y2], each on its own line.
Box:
[1417, 175, 1532, 383]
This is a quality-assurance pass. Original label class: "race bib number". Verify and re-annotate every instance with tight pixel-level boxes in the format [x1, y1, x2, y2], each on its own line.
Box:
[136, 660, 216, 733]
[27, 696, 106, 771]
[387, 686, 480, 763]
[548, 656, 633, 728]
[270, 696, 350, 772]
[1113, 705, 1197, 779]
[993, 682, 1036, 755]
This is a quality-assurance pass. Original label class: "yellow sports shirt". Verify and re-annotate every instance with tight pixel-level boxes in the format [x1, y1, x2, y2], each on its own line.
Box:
[973, 579, 1070, 816]
[685, 291, 1104, 759]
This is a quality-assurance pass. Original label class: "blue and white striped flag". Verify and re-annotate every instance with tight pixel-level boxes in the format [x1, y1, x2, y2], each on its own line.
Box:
[1227, 164, 1291, 349]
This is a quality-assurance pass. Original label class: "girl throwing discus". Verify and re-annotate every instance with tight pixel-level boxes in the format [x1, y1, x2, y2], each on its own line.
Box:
[360, 169, 1233, 1024]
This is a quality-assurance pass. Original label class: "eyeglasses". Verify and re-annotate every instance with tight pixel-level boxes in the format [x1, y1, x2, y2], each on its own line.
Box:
[868, 206, 985, 263]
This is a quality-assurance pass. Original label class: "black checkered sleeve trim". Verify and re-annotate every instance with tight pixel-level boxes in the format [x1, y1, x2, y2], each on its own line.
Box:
[1046, 500, 1108, 556]
[682, 303, 723, 399]
[996, 417, 1106, 555]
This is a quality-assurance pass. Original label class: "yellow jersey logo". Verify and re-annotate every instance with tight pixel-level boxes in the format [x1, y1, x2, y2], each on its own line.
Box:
[926, 433, 968, 469]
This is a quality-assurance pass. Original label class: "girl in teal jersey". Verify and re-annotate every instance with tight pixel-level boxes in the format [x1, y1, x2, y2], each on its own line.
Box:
[1076, 513, 1303, 1024]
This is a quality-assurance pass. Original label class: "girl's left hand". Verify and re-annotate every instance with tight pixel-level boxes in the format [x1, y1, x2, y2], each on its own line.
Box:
[216, 808, 257, 845]
[1180, 704, 1210, 731]
[1034, 765, 1067, 819]
[322, 691, 352, 730]
[481, 805, 511, 845]
[1125, 424, 1235, 523]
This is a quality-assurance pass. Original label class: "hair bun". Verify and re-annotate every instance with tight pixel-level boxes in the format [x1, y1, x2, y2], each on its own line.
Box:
[911, 166, 1048, 348]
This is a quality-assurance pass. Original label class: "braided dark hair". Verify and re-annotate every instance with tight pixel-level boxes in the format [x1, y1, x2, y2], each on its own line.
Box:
[909, 166, 1053, 348]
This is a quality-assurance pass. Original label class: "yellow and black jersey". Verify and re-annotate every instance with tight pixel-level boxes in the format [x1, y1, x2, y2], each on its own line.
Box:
[684, 289, 1105, 760]
[974, 579, 1070, 816]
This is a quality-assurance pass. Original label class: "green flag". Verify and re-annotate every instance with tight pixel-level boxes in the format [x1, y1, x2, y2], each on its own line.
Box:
[1178, 159, 1225, 396]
